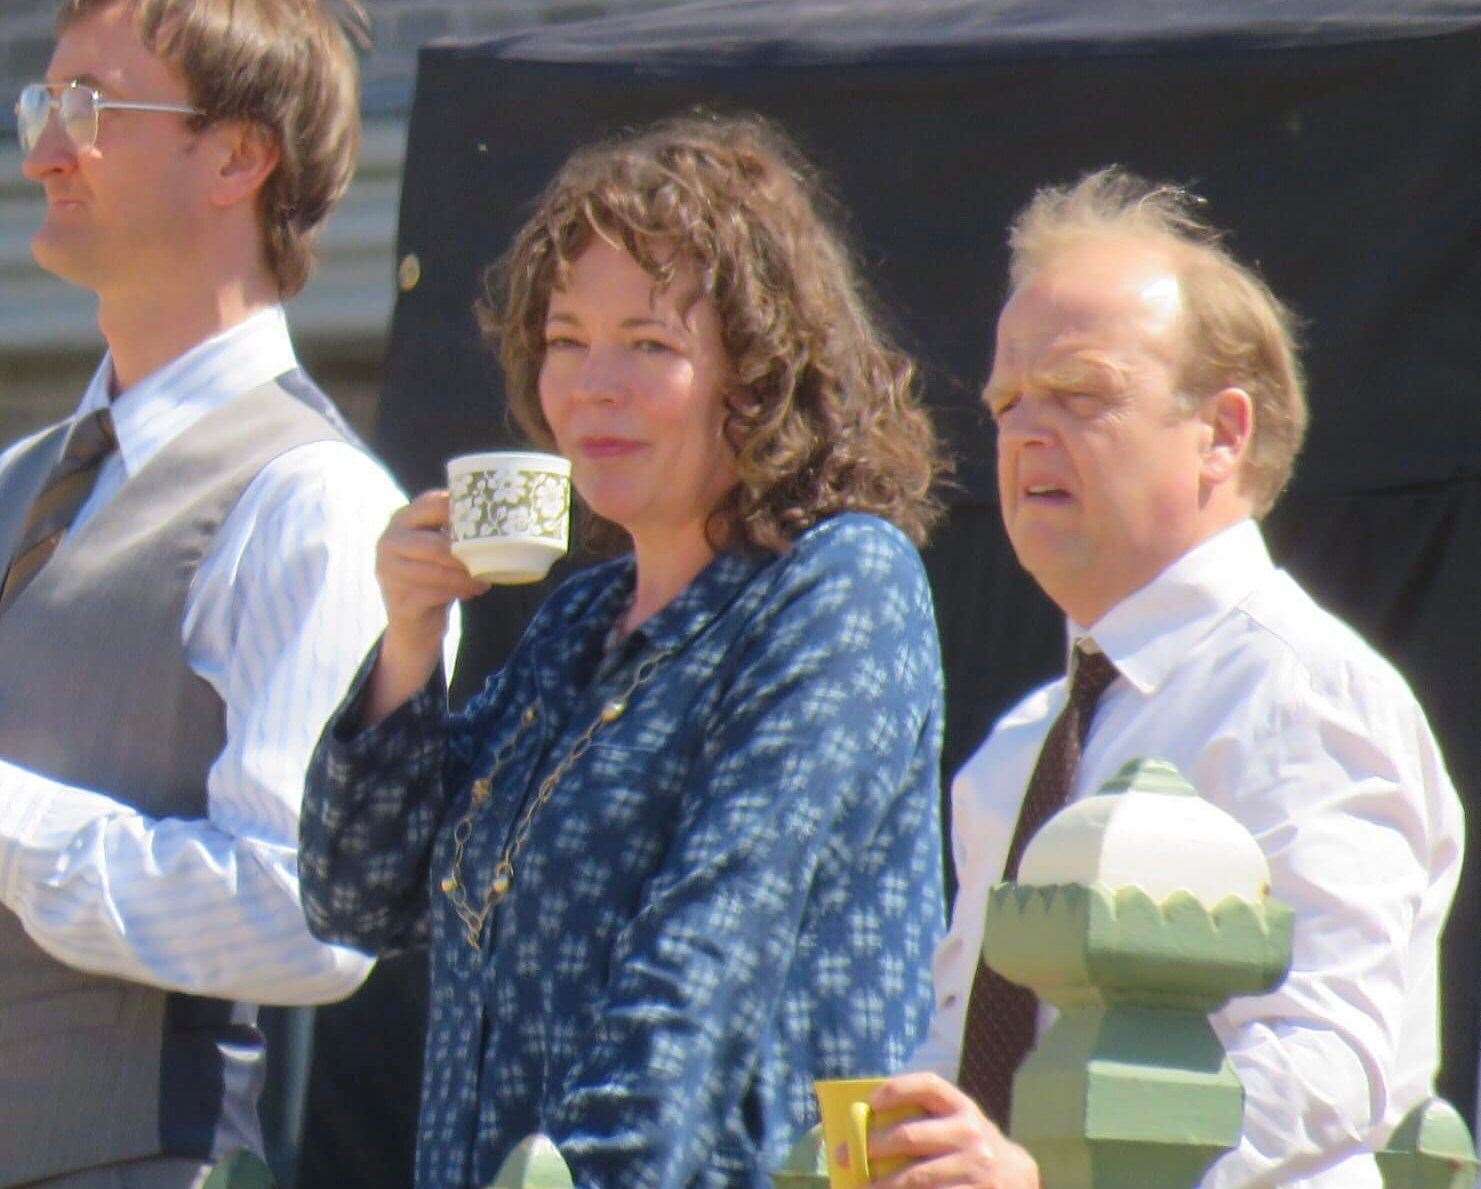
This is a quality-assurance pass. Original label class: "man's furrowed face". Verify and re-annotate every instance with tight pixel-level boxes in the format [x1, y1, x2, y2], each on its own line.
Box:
[22, 3, 210, 296]
[985, 239, 1219, 625]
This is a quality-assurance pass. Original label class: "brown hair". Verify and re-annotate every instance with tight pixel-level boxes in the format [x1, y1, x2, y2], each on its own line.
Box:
[1008, 167, 1307, 516]
[480, 112, 946, 552]
[57, 0, 367, 297]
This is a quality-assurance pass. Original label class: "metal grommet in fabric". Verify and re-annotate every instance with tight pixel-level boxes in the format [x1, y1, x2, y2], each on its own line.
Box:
[397, 252, 421, 292]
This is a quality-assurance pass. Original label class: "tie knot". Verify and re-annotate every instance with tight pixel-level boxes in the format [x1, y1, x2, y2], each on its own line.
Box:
[66, 408, 117, 467]
[1070, 642, 1118, 708]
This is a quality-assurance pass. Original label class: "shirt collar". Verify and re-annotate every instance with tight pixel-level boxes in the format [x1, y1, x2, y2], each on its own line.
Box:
[75, 306, 297, 478]
[1067, 519, 1273, 696]
[547, 541, 770, 669]
[538, 545, 772, 703]
[587, 547, 772, 661]
[625, 548, 772, 656]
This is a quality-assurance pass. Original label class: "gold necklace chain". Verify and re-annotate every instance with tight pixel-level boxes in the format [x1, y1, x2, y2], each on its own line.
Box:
[440, 649, 671, 950]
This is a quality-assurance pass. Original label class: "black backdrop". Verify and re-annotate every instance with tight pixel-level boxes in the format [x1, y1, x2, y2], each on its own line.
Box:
[300, 4, 1481, 1181]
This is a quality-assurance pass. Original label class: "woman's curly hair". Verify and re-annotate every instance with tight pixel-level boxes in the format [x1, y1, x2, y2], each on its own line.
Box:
[479, 112, 946, 552]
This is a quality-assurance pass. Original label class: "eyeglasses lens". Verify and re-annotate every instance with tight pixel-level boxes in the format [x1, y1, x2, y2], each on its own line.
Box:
[16, 84, 96, 153]
[58, 87, 97, 150]
[16, 85, 47, 153]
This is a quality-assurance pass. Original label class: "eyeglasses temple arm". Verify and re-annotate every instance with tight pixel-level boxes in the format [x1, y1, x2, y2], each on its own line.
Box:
[95, 99, 203, 116]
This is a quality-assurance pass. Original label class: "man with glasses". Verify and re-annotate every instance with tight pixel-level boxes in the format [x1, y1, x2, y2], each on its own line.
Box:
[16, 80, 205, 154]
[0, 2, 412, 1184]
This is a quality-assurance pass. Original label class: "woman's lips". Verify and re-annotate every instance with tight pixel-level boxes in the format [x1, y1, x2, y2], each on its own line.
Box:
[578, 437, 645, 459]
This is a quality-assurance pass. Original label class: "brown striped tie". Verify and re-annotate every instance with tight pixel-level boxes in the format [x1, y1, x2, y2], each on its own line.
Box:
[956, 641, 1119, 1127]
[0, 408, 117, 615]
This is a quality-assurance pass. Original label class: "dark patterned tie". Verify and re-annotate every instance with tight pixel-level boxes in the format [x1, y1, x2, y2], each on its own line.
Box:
[956, 641, 1119, 1127]
[0, 408, 117, 615]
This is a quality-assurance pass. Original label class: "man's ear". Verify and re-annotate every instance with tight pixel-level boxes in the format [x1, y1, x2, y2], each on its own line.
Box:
[206, 120, 280, 210]
[1201, 386, 1253, 487]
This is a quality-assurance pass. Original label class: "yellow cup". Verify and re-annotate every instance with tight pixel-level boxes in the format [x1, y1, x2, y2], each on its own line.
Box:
[814, 1077, 923, 1186]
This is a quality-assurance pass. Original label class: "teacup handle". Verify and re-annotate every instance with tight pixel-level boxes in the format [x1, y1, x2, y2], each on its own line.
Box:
[847, 1100, 875, 1183]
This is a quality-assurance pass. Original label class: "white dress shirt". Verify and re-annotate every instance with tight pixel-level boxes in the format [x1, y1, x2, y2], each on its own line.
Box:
[916, 519, 1464, 1187]
[0, 307, 427, 1005]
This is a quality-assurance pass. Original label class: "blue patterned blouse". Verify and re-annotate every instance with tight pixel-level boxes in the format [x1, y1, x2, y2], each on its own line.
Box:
[300, 513, 945, 1188]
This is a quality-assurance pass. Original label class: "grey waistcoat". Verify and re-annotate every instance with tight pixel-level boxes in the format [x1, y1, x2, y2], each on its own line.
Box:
[0, 378, 343, 1184]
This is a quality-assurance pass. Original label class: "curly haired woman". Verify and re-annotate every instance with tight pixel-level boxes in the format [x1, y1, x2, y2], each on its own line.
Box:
[300, 112, 948, 1187]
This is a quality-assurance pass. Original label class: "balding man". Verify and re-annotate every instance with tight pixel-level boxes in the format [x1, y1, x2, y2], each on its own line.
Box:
[860, 170, 1464, 1188]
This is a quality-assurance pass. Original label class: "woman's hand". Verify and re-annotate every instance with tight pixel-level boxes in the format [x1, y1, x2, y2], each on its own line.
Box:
[363, 490, 489, 727]
[858, 1072, 1041, 1188]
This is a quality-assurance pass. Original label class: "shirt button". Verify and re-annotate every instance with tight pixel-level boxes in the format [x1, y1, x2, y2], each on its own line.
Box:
[522, 704, 538, 727]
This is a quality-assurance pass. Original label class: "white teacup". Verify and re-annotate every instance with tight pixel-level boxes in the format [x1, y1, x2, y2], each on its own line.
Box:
[446, 451, 571, 584]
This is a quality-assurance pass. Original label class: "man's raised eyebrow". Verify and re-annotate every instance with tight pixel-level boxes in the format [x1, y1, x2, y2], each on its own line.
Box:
[981, 379, 1014, 409]
[982, 356, 1127, 407]
[1038, 354, 1129, 393]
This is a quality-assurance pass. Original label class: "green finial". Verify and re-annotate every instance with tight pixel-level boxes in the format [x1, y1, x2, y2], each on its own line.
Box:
[201, 1152, 276, 1189]
[772, 1125, 830, 1187]
[1094, 757, 1197, 797]
[486, 1135, 574, 1188]
[1377, 1098, 1479, 1188]
[982, 756, 1293, 1187]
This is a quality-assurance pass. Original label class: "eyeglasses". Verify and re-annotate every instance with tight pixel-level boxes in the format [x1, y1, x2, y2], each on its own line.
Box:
[15, 81, 203, 155]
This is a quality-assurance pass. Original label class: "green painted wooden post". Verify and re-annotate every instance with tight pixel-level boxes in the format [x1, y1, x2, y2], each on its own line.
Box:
[1377, 1098, 1479, 1189]
[983, 758, 1294, 1188]
[485, 1134, 575, 1188]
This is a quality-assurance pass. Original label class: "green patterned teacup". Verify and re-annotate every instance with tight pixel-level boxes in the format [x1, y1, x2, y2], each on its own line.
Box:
[446, 451, 571, 584]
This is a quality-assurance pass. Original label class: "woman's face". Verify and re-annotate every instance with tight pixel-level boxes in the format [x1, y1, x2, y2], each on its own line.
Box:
[538, 238, 738, 554]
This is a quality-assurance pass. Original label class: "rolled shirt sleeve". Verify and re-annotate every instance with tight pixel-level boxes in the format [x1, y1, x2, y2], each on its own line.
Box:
[0, 442, 408, 1004]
